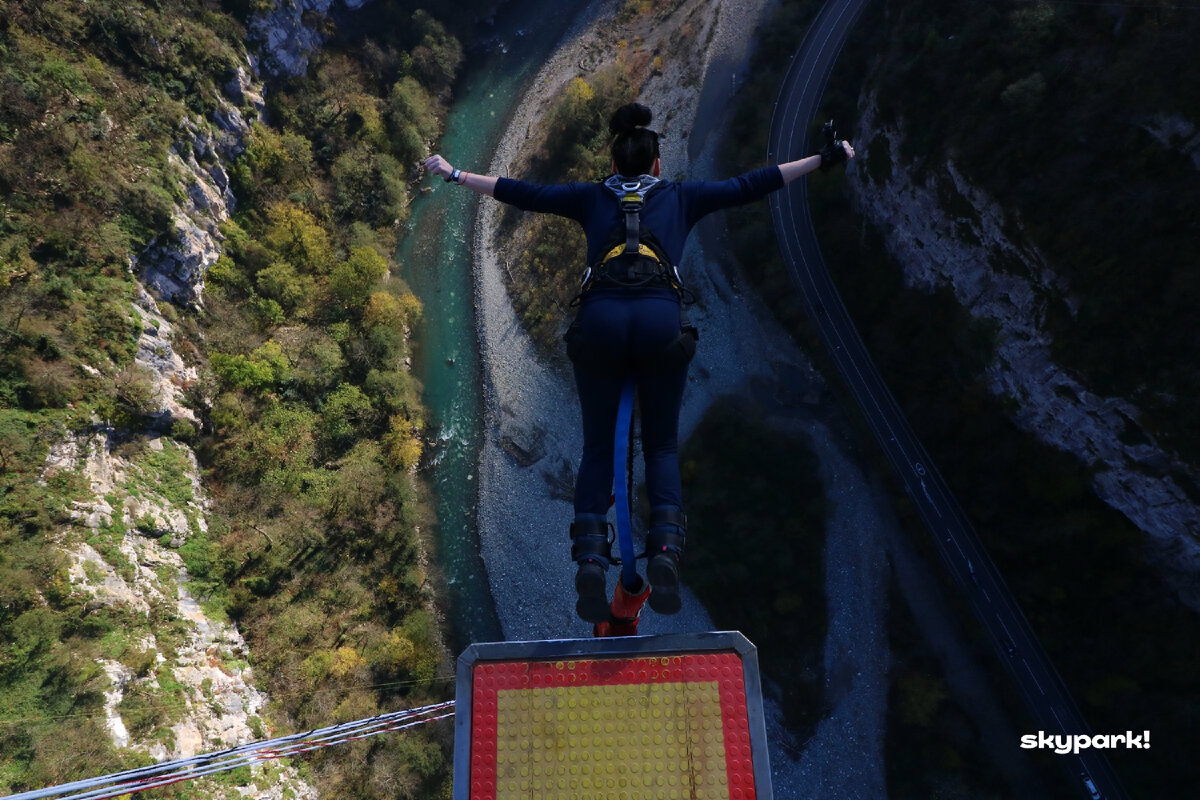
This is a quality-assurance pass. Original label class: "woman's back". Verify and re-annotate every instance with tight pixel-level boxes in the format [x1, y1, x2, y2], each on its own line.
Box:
[492, 165, 784, 267]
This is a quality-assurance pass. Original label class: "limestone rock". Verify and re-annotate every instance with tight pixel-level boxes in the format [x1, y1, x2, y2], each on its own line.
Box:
[53, 431, 317, 798]
[249, 0, 376, 78]
[1139, 113, 1200, 171]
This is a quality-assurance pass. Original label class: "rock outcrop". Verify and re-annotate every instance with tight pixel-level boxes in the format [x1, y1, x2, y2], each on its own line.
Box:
[134, 64, 261, 309]
[249, 0, 376, 79]
[850, 94, 1200, 609]
[44, 431, 317, 799]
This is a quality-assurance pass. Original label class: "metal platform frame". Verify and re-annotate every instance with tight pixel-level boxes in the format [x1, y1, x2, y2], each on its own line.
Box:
[454, 630, 773, 799]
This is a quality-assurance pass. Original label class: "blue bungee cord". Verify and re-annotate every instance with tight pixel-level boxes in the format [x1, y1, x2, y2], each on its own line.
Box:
[612, 379, 640, 590]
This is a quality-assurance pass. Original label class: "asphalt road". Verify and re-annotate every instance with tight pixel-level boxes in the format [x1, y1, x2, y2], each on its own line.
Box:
[765, 2, 1129, 798]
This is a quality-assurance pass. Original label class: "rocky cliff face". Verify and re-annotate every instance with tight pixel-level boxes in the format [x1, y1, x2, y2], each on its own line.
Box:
[249, 0, 375, 78]
[44, 414, 316, 798]
[849, 94, 1200, 609]
[44, 11, 310, 791]
[45, 174, 318, 794]
[133, 66, 262, 309]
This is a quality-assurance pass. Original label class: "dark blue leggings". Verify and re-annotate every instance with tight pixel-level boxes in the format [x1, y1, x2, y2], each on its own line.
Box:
[568, 290, 690, 516]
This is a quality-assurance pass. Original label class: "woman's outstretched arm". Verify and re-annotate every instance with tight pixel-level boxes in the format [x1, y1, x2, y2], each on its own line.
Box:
[422, 154, 499, 196]
[777, 140, 855, 184]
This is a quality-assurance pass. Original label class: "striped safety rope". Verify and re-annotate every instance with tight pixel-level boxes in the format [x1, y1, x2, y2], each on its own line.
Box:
[2, 700, 455, 800]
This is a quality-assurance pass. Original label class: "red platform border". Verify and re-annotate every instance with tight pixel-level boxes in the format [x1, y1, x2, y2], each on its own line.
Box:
[468, 652, 756, 800]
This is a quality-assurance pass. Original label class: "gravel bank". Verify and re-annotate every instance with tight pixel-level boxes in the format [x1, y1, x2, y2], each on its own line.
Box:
[470, 1, 895, 796]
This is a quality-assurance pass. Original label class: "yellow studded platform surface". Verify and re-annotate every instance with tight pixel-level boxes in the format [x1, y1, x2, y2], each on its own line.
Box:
[455, 633, 771, 800]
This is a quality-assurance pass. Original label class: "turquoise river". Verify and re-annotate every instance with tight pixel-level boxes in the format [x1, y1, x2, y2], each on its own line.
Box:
[397, 0, 592, 651]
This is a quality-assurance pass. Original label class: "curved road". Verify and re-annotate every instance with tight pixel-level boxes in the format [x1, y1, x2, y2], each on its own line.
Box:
[766, 2, 1128, 799]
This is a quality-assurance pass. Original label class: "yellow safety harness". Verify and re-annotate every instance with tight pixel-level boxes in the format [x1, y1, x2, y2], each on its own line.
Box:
[576, 175, 685, 299]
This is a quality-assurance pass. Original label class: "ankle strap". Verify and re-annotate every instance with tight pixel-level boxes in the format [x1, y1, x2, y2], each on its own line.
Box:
[570, 517, 614, 565]
[649, 506, 686, 529]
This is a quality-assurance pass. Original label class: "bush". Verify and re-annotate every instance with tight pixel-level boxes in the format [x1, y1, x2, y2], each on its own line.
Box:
[255, 260, 318, 317]
[328, 246, 388, 311]
[319, 383, 375, 453]
[262, 202, 334, 276]
[210, 352, 277, 394]
[108, 364, 159, 426]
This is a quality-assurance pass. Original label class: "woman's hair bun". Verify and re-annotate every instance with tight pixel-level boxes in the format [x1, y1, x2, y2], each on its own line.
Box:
[609, 102, 653, 137]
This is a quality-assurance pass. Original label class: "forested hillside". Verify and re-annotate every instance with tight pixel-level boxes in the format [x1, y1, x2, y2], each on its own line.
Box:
[867, 0, 1200, 461]
[843, 6, 1200, 793]
[720, 0, 1199, 797]
[1, 1, 494, 796]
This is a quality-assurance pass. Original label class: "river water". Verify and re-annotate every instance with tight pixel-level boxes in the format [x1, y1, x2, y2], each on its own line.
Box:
[397, 0, 593, 652]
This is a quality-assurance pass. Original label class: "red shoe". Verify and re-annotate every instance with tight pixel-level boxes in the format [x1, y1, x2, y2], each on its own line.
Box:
[593, 577, 651, 637]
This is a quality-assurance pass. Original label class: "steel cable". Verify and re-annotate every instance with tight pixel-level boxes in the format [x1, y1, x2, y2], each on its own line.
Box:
[2, 700, 455, 800]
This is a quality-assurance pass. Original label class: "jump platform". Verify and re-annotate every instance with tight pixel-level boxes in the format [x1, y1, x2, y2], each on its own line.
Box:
[454, 631, 772, 800]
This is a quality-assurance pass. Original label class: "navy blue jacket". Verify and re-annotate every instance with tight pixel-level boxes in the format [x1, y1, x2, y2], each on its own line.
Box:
[492, 166, 785, 268]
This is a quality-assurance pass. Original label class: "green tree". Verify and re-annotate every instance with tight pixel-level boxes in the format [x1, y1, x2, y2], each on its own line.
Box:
[232, 123, 317, 210]
[319, 383, 374, 453]
[331, 145, 409, 227]
[328, 440, 388, 527]
[262, 202, 334, 275]
[328, 247, 388, 312]
[387, 76, 440, 166]
[406, 11, 462, 90]
[255, 260, 318, 316]
[210, 353, 275, 394]
[219, 402, 318, 487]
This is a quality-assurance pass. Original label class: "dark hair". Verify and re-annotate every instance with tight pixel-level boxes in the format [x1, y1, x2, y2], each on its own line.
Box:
[609, 102, 660, 176]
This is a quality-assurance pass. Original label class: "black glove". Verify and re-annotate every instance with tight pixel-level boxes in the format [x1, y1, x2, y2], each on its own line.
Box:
[818, 120, 848, 172]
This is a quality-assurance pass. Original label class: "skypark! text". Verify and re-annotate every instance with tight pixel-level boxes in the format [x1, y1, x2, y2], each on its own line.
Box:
[1020, 730, 1151, 755]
